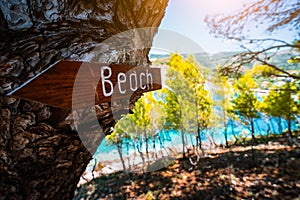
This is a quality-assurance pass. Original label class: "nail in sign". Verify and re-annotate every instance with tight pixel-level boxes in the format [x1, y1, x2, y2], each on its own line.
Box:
[8, 61, 162, 109]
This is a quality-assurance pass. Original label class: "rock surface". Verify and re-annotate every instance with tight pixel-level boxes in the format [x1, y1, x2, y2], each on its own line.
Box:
[0, 0, 168, 199]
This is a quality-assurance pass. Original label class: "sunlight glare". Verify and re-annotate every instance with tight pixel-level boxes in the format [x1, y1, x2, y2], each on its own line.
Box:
[196, 0, 243, 14]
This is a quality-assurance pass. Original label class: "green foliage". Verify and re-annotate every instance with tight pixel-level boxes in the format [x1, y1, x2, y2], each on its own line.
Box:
[211, 69, 235, 146]
[146, 191, 154, 200]
[163, 88, 181, 130]
[231, 92, 260, 120]
[107, 53, 213, 160]
[250, 63, 280, 77]
[261, 83, 299, 121]
[231, 72, 260, 120]
[166, 53, 212, 132]
[107, 115, 133, 145]
[211, 69, 232, 118]
[230, 72, 260, 139]
[261, 83, 300, 139]
[131, 96, 151, 132]
[205, 0, 300, 79]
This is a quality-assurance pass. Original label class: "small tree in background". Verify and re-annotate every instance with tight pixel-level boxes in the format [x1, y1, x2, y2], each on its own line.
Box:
[167, 54, 212, 153]
[130, 96, 152, 168]
[211, 70, 233, 147]
[107, 116, 133, 171]
[231, 72, 260, 142]
[261, 82, 299, 142]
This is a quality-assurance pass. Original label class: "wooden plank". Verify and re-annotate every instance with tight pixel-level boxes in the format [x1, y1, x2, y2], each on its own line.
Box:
[8, 60, 162, 109]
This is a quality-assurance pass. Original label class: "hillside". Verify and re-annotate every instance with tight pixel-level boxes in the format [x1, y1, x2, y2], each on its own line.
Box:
[74, 134, 300, 200]
[150, 50, 300, 72]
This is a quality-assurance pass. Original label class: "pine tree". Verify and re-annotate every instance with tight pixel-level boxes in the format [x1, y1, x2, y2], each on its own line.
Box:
[211, 71, 232, 147]
[261, 82, 299, 141]
[166, 53, 212, 155]
[231, 71, 260, 142]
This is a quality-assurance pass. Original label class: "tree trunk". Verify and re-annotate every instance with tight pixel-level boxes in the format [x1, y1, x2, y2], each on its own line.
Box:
[144, 133, 150, 168]
[117, 143, 126, 171]
[0, 0, 168, 199]
[152, 137, 158, 160]
[224, 122, 229, 147]
[223, 111, 229, 147]
[126, 141, 131, 172]
[287, 118, 293, 143]
[181, 129, 186, 158]
[250, 119, 256, 161]
[265, 115, 271, 138]
[278, 117, 283, 134]
[230, 118, 238, 144]
[197, 124, 202, 149]
[250, 119, 256, 141]
[136, 139, 146, 172]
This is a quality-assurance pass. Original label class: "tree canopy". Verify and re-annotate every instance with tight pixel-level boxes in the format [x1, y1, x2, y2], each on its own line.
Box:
[205, 0, 299, 38]
[205, 0, 300, 79]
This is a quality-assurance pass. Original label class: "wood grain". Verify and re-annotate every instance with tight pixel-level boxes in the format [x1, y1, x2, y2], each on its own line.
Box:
[8, 60, 162, 109]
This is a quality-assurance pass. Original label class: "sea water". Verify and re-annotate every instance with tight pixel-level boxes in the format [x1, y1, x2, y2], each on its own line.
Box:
[86, 114, 299, 173]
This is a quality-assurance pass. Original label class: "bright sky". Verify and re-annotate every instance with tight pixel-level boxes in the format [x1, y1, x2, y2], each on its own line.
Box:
[153, 0, 298, 54]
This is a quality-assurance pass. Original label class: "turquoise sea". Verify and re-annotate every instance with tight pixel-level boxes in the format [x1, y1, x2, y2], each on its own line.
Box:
[86, 115, 299, 173]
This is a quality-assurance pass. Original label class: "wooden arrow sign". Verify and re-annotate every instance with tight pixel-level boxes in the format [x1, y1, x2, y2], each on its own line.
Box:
[8, 61, 162, 109]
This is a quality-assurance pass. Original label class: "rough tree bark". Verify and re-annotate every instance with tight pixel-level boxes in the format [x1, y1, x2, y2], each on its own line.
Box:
[0, 0, 168, 199]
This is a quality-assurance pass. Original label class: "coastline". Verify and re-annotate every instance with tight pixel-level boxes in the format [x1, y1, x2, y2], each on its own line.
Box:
[78, 141, 213, 186]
